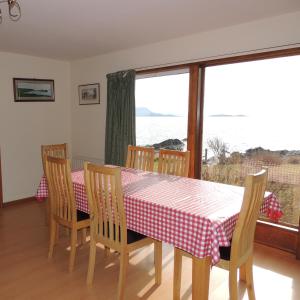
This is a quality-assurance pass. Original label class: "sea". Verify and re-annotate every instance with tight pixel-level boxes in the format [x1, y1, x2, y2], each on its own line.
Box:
[136, 116, 300, 155]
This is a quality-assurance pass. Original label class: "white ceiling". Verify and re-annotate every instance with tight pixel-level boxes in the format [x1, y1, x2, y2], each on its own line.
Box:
[0, 0, 299, 60]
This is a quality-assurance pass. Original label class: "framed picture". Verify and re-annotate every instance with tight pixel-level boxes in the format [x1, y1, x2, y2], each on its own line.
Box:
[78, 83, 100, 105]
[13, 78, 55, 102]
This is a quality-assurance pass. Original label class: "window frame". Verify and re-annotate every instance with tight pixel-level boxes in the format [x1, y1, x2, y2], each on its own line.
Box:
[136, 47, 300, 257]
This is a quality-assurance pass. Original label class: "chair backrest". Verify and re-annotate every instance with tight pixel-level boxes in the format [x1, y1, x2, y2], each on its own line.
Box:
[45, 156, 77, 223]
[41, 143, 68, 174]
[125, 145, 154, 172]
[84, 163, 127, 250]
[231, 168, 268, 264]
[158, 149, 190, 177]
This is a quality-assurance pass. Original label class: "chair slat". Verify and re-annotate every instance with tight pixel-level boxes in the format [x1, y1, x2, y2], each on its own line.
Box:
[84, 162, 162, 295]
[126, 145, 154, 172]
[45, 156, 89, 272]
[158, 149, 190, 177]
[173, 168, 268, 300]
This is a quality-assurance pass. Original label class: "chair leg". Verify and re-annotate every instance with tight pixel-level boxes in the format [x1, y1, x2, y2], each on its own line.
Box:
[173, 248, 183, 300]
[239, 263, 246, 282]
[86, 239, 97, 285]
[118, 252, 129, 300]
[105, 246, 110, 257]
[245, 256, 256, 300]
[229, 267, 238, 300]
[81, 228, 87, 245]
[154, 241, 162, 285]
[48, 219, 56, 259]
[56, 223, 60, 243]
[69, 228, 77, 272]
[45, 198, 50, 225]
[65, 227, 70, 237]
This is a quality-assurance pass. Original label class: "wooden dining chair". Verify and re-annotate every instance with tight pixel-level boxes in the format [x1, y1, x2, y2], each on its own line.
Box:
[41, 143, 68, 224]
[158, 149, 190, 177]
[45, 156, 90, 272]
[125, 145, 154, 172]
[84, 162, 162, 300]
[41, 143, 68, 171]
[173, 168, 268, 300]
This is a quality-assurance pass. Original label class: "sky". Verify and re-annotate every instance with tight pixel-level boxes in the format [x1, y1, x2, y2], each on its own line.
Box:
[204, 55, 300, 118]
[135, 73, 189, 116]
[135, 55, 300, 119]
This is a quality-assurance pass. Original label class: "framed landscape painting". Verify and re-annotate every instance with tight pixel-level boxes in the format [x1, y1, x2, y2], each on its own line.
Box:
[13, 78, 55, 102]
[78, 83, 100, 105]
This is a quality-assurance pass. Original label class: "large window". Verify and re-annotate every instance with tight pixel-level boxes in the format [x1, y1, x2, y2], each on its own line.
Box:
[135, 72, 189, 156]
[201, 55, 300, 226]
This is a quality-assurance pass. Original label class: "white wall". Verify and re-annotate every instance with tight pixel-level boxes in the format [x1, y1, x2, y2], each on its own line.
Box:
[70, 11, 300, 162]
[0, 52, 71, 202]
[2, 11, 299, 202]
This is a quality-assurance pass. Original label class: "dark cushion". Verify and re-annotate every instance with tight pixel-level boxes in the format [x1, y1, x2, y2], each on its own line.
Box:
[219, 239, 232, 261]
[76, 213, 144, 244]
[77, 210, 90, 221]
[127, 229, 147, 244]
[104, 222, 146, 244]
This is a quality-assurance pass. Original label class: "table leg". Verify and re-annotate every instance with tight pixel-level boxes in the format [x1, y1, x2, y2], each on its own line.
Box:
[173, 248, 183, 300]
[192, 256, 211, 300]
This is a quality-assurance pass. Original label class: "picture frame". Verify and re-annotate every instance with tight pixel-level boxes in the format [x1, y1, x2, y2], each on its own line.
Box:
[13, 78, 55, 102]
[78, 83, 100, 105]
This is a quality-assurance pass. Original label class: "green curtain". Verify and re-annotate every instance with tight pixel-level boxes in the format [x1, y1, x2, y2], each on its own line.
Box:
[105, 70, 136, 166]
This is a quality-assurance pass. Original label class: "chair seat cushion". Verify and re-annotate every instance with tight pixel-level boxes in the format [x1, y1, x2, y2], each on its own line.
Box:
[219, 239, 232, 261]
[77, 210, 90, 221]
[127, 229, 147, 244]
[103, 222, 147, 244]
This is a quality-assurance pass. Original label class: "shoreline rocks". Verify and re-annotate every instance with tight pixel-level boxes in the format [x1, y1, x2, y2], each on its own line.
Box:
[151, 139, 185, 151]
[245, 147, 300, 157]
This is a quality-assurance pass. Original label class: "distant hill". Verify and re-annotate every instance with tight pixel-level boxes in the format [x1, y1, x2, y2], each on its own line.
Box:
[136, 107, 177, 117]
[209, 114, 247, 117]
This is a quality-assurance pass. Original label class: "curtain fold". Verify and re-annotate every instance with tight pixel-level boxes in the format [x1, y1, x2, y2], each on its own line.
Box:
[105, 70, 136, 166]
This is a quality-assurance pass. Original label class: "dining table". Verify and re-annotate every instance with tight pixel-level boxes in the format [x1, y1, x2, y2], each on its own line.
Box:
[36, 167, 282, 299]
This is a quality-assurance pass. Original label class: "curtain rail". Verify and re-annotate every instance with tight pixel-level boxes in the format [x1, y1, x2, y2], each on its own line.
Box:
[135, 42, 300, 73]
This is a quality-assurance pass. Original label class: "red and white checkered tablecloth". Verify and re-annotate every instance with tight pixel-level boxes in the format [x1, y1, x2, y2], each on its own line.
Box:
[36, 168, 283, 265]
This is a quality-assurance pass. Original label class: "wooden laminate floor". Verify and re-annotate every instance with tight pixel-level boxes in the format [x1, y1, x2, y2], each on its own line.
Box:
[0, 201, 300, 300]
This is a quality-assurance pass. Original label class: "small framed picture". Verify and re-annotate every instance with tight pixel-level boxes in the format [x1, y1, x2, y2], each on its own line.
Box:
[13, 78, 55, 102]
[78, 83, 100, 105]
